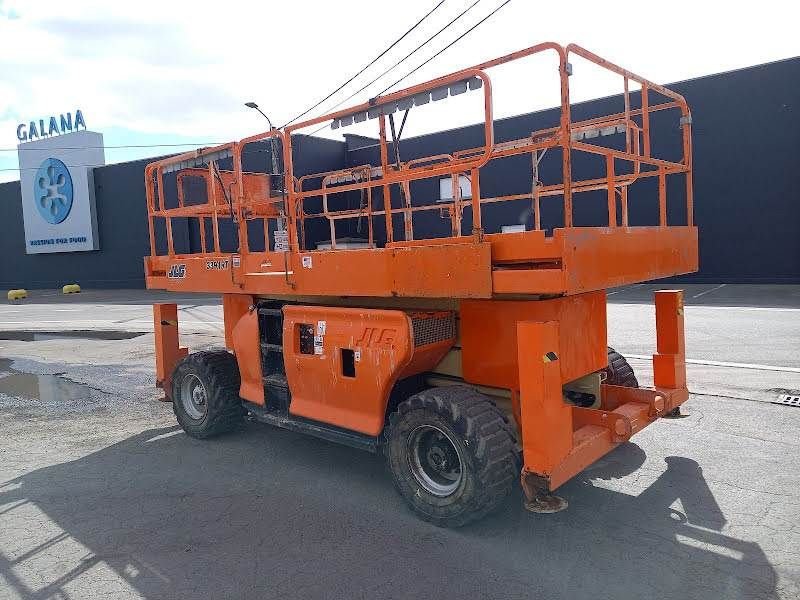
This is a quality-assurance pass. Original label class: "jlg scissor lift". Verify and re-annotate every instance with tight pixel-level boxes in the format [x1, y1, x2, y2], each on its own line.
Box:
[144, 43, 697, 527]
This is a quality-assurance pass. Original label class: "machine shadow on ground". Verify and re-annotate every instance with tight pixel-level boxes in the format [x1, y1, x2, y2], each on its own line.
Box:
[0, 423, 777, 600]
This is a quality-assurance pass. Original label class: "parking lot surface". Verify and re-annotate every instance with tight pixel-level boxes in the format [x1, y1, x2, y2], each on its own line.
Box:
[0, 284, 798, 599]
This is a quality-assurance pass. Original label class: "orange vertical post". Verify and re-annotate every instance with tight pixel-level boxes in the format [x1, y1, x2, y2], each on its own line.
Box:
[470, 167, 482, 235]
[517, 320, 572, 488]
[378, 115, 394, 245]
[683, 117, 694, 227]
[558, 55, 573, 228]
[144, 166, 157, 257]
[153, 303, 188, 399]
[606, 153, 616, 226]
[653, 290, 686, 389]
[620, 186, 629, 226]
[658, 167, 667, 226]
[623, 76, 631, 153]
[532, 150, 541, 231]
[641, 83, 651, 158]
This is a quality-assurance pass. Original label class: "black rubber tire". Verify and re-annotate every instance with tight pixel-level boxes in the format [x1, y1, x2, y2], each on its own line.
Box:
[171, 350, 245, 439]
[385, 386, 518, 528]
[602, 347, 639, 388]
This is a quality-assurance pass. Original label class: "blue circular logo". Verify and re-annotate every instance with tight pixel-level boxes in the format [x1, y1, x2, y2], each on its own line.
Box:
[34, 158, 73, 224]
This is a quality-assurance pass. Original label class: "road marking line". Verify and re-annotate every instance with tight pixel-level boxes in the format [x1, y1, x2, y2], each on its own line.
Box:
[691, 283, 727, 299]
[609, 303, 800, 312]
[625, 354, 800, 373]
[688, 305, 800, 313]
[607, 283, 645, 296]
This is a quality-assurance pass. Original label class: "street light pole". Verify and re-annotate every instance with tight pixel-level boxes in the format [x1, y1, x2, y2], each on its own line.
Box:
[244, 101, 274, 130]
[244, 101, 286, 235]
[244, 101, 281, 183]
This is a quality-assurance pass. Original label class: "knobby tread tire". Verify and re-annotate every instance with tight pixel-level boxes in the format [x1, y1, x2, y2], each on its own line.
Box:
[603, 346, 639, 388]
[385, 386, 519, 528]
[171, 350, 245, 439]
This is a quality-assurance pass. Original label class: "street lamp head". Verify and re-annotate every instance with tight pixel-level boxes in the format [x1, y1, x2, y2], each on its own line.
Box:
[244, 101, 274, 129]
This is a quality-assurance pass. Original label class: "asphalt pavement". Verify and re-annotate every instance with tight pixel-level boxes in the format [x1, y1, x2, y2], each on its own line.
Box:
[0, 284, 798, 599]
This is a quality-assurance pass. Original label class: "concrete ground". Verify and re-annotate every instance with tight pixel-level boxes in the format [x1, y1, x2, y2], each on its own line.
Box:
[0, 284, 798, 599]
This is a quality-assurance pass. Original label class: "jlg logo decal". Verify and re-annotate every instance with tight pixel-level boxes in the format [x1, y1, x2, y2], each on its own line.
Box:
[167, 264, 186, 279]
[356, 327, 396, 348]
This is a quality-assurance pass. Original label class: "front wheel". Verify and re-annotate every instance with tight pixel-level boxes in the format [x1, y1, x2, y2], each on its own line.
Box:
[171, 350, 245, 439]
[385, 386, 518, 528]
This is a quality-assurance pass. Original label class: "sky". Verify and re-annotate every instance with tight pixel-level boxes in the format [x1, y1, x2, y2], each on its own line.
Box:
[1, 0, 798, 183]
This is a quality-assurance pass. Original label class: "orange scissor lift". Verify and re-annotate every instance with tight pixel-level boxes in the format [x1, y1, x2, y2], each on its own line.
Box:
[145, 43, 697, 526]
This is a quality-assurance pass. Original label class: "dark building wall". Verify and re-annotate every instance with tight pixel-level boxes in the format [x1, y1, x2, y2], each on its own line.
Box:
[0, 137, 345, 289]
[683, 59, 799, 283]
[0, 157, 155, 288]
[344, 57, 800, 283]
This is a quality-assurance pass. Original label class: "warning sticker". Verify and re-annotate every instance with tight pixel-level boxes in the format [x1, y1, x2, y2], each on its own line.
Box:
[274, 229, 289, 252]
[313, 334, 324, 355]
[317, 320, 326, 336]
[302, 255, 312, 269]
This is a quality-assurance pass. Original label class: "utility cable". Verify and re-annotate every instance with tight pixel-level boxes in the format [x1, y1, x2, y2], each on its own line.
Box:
[2, 142, 224, 152]
[379, 0, 512, 95]
[298, 0, 483, 133]
[279, 0, 447, 128]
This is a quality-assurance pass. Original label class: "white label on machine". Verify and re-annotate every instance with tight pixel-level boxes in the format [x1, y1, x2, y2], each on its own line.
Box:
[302, 255, 312, 269]
[316, 320, 326, 335]
[313, 334, 324, 355]
[354, 350, 361, 362]
[274, 229, 289, 252]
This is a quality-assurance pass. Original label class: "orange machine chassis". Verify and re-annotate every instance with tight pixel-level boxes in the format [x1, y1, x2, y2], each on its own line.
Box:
[146, 42, 695, 501]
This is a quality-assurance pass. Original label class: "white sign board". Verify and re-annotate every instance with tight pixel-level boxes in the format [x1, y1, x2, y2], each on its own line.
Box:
[18, 130, 104, 254]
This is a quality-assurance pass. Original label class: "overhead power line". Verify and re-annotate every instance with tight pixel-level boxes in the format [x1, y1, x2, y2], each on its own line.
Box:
[280, 0, 448, 128]
[2, 0, 513, 169]
[379, 0, 512, 95]
[299, 0, 483, 132]
[303, 0, 509, 137]
[0, 142, 223, 153]
[0, 142, 284, 173]
[1, 164, 102, 172]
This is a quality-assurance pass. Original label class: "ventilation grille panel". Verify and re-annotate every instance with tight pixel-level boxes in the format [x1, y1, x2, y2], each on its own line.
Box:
[411, 314, 456, 347]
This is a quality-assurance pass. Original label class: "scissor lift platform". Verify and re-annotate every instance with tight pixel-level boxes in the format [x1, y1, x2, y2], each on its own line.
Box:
[145, 42, 698, 525]
[146, 225, 697, 298]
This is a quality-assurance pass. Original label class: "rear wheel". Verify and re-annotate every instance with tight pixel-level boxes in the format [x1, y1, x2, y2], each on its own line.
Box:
[171, 350, 245, 439]
[602, 347, 638, 388]
[385, 386, 518, 528]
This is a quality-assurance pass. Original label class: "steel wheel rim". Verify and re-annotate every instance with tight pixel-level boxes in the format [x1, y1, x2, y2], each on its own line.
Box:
[180, 374, 207, 420]
[407, 424, 463, 497]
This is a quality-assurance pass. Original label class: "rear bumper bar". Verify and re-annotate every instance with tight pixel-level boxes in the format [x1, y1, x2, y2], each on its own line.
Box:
[518, 290, 688, 496]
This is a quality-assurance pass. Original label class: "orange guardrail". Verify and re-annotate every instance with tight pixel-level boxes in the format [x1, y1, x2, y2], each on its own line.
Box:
[144, 42, 693, 268]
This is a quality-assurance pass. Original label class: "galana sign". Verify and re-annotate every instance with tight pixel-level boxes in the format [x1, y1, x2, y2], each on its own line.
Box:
[17, 110, 86, 142]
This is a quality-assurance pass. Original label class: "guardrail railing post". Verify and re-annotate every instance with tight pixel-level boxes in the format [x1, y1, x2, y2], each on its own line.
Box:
[606, 153, 616, 226]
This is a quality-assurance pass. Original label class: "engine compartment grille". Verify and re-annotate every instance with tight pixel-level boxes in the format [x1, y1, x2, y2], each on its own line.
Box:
[411, 314, 457, 347]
